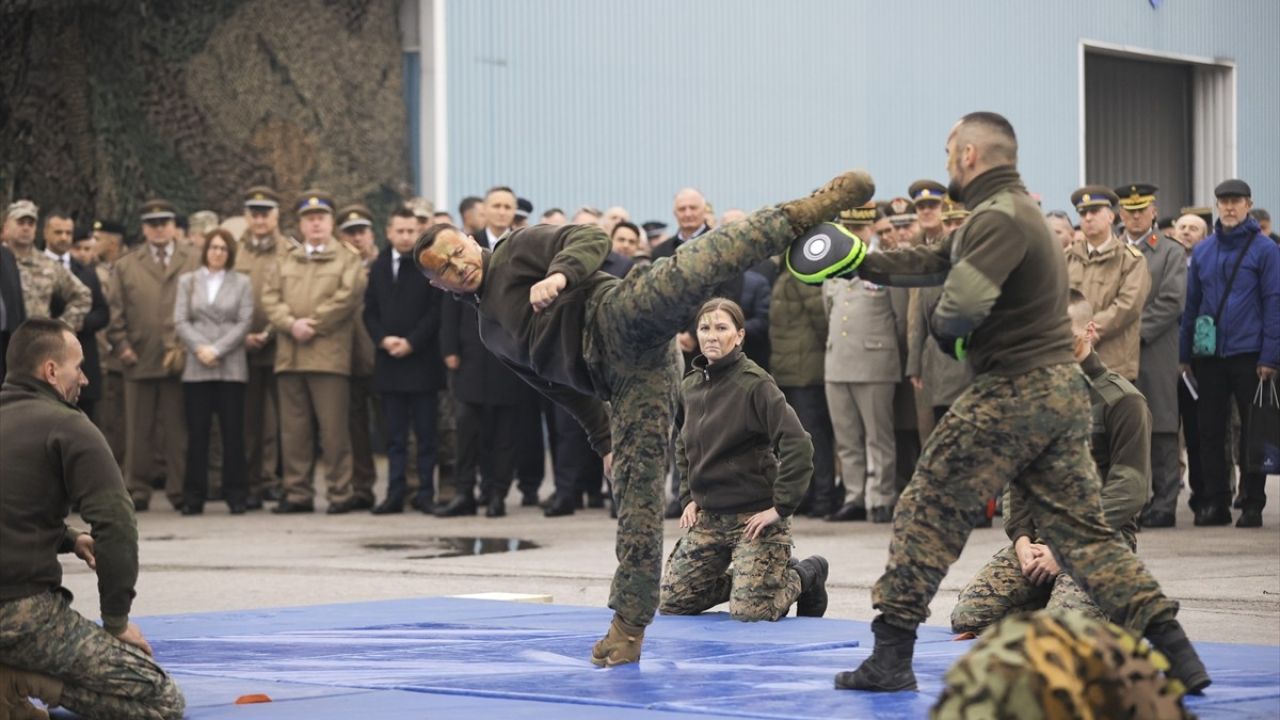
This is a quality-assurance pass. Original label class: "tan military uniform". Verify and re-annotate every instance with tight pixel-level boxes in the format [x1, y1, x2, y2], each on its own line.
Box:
[1066, 237, 1150, 380]
[349, 252, 377, 504]
[106, 241, 201, 504]
[262, 237, 364, 505]
[94, 261, 126, 463]
[237, 229, 289, 499]
[13, 250, 91, 330]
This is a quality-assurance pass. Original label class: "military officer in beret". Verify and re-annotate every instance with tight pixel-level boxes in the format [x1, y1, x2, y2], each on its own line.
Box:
[1114, 183, 1186, 528]
[1065, 186, 1150, 381]
[262, 190, 364, 513]
[336, 204, 379, 513]
[107, 199, 201, 510]
[237, 186, 288, 508]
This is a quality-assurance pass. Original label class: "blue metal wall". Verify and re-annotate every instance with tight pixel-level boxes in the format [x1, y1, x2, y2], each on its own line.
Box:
[442, 0, 1279, 225]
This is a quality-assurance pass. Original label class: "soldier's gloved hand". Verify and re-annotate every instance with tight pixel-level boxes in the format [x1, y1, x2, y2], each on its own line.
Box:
[933, 332, 969, 361]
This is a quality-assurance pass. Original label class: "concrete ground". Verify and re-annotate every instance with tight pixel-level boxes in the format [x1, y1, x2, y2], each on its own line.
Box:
[61, 472, 1280, 645]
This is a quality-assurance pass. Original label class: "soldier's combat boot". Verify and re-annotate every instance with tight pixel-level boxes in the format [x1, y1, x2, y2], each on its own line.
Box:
[590, 615, 645, 667]
[779, 170, 876, 232]
[834, 616, 919, 691]
[0, 664, 61, 719]
[1145, 619, 1212, 694]
[792, 555, 829, 617]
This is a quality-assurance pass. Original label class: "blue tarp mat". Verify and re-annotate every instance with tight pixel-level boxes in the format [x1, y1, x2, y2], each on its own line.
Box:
[58, 597, 1280, 719]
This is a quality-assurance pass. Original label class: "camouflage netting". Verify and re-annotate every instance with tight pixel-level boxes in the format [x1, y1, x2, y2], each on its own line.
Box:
[0, 0, 410, 237]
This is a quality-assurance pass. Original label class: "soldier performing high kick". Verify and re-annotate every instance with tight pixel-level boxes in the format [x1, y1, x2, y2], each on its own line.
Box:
[785, 112, 1209, 695]
[414, 172, 873, 666]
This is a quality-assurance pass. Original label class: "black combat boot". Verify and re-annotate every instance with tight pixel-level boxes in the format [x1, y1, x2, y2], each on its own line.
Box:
[792, 555, 830, 617]
[834, 616, 918, 691]
[1145, 619, 1211, 694]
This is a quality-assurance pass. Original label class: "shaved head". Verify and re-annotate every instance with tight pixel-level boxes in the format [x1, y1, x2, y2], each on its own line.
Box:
[952, 112, 1018, 167]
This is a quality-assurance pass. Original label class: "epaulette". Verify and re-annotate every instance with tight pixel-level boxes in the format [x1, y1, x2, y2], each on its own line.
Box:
[339, 239, 362, 256]
[1090, 370, 1140, 408]
[1125, 244, 1142, 259]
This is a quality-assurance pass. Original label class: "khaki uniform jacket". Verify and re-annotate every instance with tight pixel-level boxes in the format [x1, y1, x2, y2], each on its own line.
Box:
[236, 230, 291, 368]
[107, 242, 201, 381]
[823, 277, 904, 384]
[1066, 237, 1150, 380]
[262, 237, 363, 376]
[13, 250, 91, 331]
[349, 251, 375, 378]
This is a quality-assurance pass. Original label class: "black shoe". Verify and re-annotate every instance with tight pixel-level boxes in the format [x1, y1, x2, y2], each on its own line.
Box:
[326, 498, 364, 515]
[410, 495, 436, 514]
[348, 495, 375, 511]
[664, 498, 683, 520]
[272, 499, 315, 514]
[544, 496, 576, 517]
[244, 496, 263, 511]
[1193, 502, 1231, 526]
[476, 491, 491, 507]
[132, 497, 150, 512]
[1236, 508, 1263, 528]
[827, 503, 867, 522]
[1141, 510, 1176, 528]
[521, 492, 541, 507]
[371, 496, 405, 515]
[1145, 619, 1211, 694]
[871, 506, 893, 524]
[793, 555, 829, 617]
[434, 495, 477, 517]
[181, 504, 203, 516]
[586, 492, 606, 509]
[228, 502, 247, 515]
[486, 497, 506, 518]
[834, 617, 918, 691]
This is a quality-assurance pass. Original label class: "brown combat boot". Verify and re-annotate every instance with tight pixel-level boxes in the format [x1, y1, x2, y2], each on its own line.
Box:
[0, 665, 61, 719]
[779, 170, 876, 232]
[590, 616, 646, 667]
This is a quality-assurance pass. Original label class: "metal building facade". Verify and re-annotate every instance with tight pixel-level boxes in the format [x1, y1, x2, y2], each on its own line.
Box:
[421, 0, 1279, 224]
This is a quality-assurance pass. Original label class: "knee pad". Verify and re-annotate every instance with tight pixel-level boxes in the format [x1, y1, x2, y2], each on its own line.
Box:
[786, 222, 866, 285]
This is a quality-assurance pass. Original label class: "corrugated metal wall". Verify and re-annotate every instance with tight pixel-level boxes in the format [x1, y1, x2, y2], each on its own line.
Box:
[439, 0, 1279, 224]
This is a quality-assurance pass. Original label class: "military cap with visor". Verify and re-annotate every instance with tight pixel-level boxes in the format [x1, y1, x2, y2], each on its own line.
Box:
[336, 204, 374, 232]
[139, 198, 178, 222]
[296, 189, 335, 215]
[243, 186, 281, 210]
[1071, 185, 1118, 213]
[908, 179, 947, 205]
[1115, 183, 1158, 211]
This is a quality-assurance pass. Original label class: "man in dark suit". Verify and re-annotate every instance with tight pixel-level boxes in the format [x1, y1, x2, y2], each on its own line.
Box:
[435, 225, 525, 519]
[0, 242, 27, 380]
[49, 223, 110, 420]
[364, 208, 447, 513]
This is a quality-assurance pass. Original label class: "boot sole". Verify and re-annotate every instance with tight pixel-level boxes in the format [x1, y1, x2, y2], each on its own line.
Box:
[833, 673, 918, 692]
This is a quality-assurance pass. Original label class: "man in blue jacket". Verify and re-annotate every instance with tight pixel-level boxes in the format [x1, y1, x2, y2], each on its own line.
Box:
[1179, 179, 1280, 529]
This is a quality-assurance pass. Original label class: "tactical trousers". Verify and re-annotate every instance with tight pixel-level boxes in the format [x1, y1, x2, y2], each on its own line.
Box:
[950, 545, 1104, 634]
[660, 511, 801, 621]
[123, 377, 186, 506]
[277, 372, 354, 505]
[0, 592, 184, 720]
[584, 206, 800, 627]
[872, 363, 1179, 634]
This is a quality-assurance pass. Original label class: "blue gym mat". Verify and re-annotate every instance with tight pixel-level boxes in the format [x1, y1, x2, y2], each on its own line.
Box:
[73, 597, 1280, 718]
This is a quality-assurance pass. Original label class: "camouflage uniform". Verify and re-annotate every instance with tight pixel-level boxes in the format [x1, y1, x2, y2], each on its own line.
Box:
[0, 592, 184, 720]
[14, 250, 91, 330]
[660, 512, 801, 621]
[932, 609, 1193, 720]
[951, 351, 1152, 633]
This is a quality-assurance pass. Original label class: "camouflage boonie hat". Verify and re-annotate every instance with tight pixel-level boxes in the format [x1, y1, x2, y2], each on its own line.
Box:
[931, 609, 1193, 720]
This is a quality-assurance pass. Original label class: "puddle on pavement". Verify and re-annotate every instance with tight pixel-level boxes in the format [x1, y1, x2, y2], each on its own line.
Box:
[362, 536, 539, 559]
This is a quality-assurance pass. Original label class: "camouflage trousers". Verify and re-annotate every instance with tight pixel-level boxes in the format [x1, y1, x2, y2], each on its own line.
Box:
[872, 363, 1179, 633]
[950, 545, 1104, 634]
[583, 206, 801, 627]
[659, 511, 802, 621]
[933, 609, 1193, 720]
[0, 591, 184, 720]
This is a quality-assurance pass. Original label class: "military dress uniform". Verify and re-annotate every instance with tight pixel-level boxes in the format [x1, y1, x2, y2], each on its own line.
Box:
[107, 200, 201, 508]
[1065, 186, 1151, 381]
[951, 351, 1151, 633]
[261, 191, 364, 512]
[1115, 184, 1187, 527]
[237, 187, 289, 505]
[337, 204, 379, 510]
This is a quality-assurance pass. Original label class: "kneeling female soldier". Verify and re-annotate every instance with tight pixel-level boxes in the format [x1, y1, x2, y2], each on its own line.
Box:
[659, 298, 829, 621]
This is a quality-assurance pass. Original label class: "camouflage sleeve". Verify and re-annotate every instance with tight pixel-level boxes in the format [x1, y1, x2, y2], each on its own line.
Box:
[1003, 480, 1035, 544]
[750, 376, 813, 518]
[856, 235, 953, 288]
[311, 255, 362, 334]
[54, 263, 92, 332]
[1101, 394, 1151, 545]
[1092, 254, 1150, 345]
[546, 224, 610, 288]
[502, 359, 612, 456]
[1140, 243, 1187, 344]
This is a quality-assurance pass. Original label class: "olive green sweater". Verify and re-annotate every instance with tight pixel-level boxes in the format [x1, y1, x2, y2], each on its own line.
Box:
[0, 376, 138, 633]
[676, 348, 814, 517]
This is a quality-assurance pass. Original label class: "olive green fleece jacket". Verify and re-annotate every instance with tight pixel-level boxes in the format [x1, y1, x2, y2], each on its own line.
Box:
[676, 348, 814, 517]
[1004, 351, 1151, 549]
[856, 166, 1076, 376]
[0, 376, 139, 633]
[471, 223, 618, 455]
